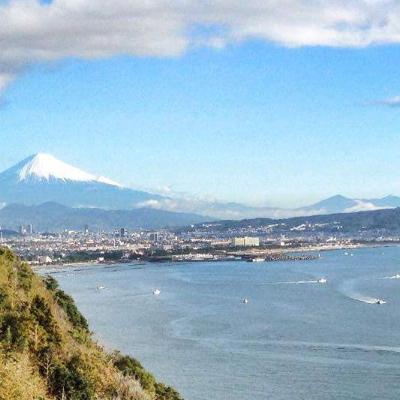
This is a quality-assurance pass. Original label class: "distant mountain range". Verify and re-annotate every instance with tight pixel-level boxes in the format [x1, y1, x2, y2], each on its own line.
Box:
[188, 207, 400, 236]
[1, 153, 400, 222]
[298, 194, 400, 215]
[3, 200, 398, 235]
[0, 202, 206, 232]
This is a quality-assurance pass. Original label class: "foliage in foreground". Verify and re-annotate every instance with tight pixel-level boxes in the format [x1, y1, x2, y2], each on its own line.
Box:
[113, 354, 183, 400]
[0, 248, 182, 400]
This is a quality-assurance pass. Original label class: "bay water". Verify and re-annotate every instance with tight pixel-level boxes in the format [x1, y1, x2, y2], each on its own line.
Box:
[44, 246, 400, 399]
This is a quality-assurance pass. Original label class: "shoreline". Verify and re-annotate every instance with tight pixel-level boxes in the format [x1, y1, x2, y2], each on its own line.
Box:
[31, 242, 397, 270]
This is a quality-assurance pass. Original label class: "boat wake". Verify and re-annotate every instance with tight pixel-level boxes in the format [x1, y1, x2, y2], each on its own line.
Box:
[355, 297, 386, 305]
[383, 274, 400, 280]
[168, 321, 400, 357]
[339, 279, 386, 305]
[261, 279, 327, 285]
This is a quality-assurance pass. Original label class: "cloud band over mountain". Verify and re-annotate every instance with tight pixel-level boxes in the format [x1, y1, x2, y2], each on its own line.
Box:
[2, 1, 400, 91]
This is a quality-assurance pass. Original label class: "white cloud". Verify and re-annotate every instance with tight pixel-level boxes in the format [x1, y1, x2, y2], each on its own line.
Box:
[134, 196, 347, 220]
[344, 200, 387, 213]
[1, 0, 400, 89]
[373, 95, 400, 107]
[199, 0, 397, 48]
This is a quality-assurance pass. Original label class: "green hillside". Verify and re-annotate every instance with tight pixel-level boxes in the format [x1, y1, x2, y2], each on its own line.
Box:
[0, 248, 182, 400]
[188, 207, 400, 234]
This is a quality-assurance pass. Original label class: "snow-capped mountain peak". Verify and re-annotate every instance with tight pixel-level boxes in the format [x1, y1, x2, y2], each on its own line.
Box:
[16, 153, 121, 186]
[0, 153, 164, 210]
[18, 153, 93, 182]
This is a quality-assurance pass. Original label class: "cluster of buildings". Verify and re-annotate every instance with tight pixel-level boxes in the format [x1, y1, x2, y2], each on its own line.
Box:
[19, 224, 34, 235]
[1, 219, 398, 266]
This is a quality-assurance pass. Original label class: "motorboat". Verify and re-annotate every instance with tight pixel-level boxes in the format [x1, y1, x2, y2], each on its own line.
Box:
[248, 257, 265, 262]
[317, 278, 327, 284]
[242, 298, 249, 304]
[153, 289, 161, 295]
[96, 285, 105, 290]
[375, 299, 386, 305]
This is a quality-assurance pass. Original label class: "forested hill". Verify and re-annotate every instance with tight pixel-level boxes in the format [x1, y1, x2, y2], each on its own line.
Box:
[0, 248, 182, 400]
[191, 207, 400, 233]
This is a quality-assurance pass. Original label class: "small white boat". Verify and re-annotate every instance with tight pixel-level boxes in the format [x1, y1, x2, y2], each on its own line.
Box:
[317, 278, 327, 284]
[153, 289, 161, 295]
[394, 274, 400, 279]
[375, 299, 386, 305]
[242, 298, 249, 304]
[97, 285, 105, 290]
[248, 257, 265, 262]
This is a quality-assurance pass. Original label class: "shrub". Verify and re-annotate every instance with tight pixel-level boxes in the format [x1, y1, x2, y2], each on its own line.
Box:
[44, 275, 89, 332]
[155, 383, 183, 400]
[114, 354, 156, 393]
[0, 311, 30, 351]
[113, 354, 183, 400]
[44, 275, 59, 291]
[49, 356, 95, 400]
[16, 262, 34, 291]
[54, 289, 89, 332]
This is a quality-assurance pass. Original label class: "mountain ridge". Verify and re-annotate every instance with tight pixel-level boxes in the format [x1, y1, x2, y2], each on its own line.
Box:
[1, 154, 400, 219]
[187, 206, 400, 235]
[0, 202, 207, 232]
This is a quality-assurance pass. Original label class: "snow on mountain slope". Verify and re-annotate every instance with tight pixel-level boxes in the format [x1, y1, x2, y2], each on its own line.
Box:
[0, 153, 163, 210]
[14, 153, 121, 186]
[96, 176, 121, 187]
[18, 153, 94, 182]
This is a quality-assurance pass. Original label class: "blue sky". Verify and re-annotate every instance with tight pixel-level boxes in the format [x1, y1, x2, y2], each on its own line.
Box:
[1, 2, 400, 208]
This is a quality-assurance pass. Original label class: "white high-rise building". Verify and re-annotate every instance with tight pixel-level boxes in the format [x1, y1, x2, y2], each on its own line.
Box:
[232, 237, 260, 247]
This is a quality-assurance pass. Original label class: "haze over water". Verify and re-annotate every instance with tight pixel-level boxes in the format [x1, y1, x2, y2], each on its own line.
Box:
[46, 247, 400, 400]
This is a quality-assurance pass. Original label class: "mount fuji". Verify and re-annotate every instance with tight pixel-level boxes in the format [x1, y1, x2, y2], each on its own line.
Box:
[0, 153, 165, 209]
[1, 153, 400, 222]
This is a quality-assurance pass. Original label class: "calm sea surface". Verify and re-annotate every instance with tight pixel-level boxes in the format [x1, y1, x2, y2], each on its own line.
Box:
[42, 247, 400, 399]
